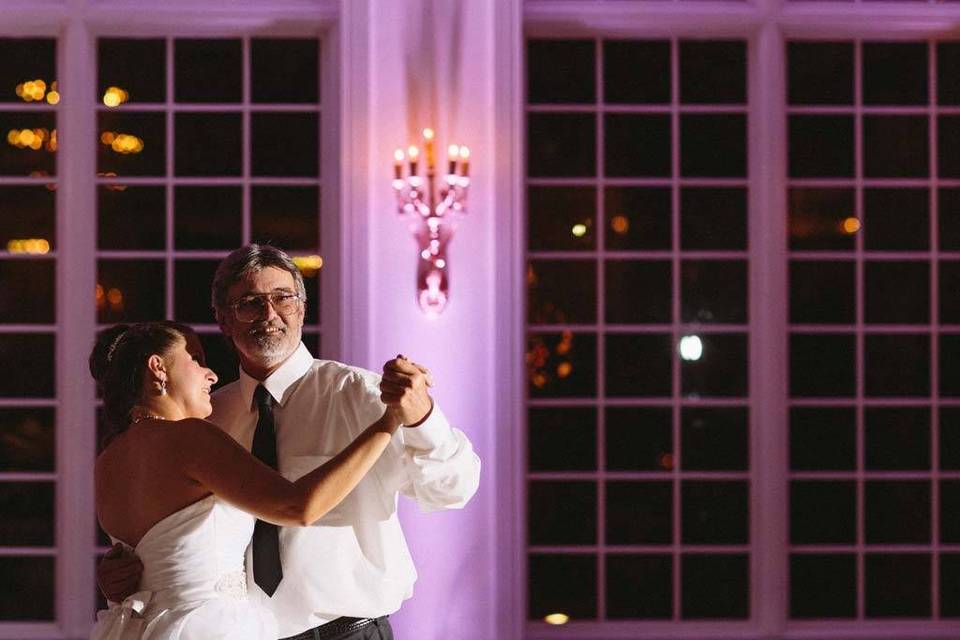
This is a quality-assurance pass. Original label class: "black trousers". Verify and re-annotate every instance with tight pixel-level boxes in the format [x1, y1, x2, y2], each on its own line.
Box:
[281, 616, 393, 640]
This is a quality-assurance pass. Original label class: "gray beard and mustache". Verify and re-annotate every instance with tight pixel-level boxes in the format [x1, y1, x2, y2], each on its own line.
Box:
[246, 323, 298, 363]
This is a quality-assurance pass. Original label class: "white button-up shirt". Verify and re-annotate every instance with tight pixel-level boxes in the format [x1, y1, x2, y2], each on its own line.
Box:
[209, 343, 481, 637]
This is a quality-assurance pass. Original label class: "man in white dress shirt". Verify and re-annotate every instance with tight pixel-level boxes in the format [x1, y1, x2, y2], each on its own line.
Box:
[98, 244, 481, 640]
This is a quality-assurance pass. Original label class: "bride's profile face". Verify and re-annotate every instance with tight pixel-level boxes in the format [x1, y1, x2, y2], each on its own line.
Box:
[164, 334, 218, 419]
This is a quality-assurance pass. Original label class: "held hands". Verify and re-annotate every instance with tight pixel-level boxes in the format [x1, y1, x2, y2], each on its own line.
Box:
[97, 542, 143, 603]
[380, 355, 434, 427]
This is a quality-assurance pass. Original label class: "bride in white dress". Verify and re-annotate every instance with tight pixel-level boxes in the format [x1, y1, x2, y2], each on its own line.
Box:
[88, 322, 400, 640]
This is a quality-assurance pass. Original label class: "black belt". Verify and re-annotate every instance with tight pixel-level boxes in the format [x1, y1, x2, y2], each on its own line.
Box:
[280, 616, 383, 640]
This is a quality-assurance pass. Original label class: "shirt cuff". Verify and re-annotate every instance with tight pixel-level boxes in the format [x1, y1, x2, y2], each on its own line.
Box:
[402, 403, 451, 450]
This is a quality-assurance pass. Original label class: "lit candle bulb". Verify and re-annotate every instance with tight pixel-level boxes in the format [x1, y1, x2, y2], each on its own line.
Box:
[393, 148, 405, 179]
[408, 145, 419, 175]
[447, 144, 460, 175]
[459, 145, 470, 176]
[422, 128, 435, 169]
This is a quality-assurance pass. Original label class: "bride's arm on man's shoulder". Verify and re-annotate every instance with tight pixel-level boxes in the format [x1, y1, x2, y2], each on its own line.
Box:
[176, 416, 400, 526]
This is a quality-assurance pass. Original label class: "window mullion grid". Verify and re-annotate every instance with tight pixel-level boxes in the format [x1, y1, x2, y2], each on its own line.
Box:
[670, 34, 682, 624]
[594, 35, 607, 623]
[164, 36, 175, 320]
[928, 37, 941, 622]
[242, 35, 251, 245]
[853, 37, 866, 622]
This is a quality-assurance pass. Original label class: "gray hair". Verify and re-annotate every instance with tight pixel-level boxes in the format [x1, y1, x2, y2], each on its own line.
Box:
[211, 244, 307, 322]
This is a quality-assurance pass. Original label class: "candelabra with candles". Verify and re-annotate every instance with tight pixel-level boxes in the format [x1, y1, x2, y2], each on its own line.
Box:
[392, 128, 470, 317]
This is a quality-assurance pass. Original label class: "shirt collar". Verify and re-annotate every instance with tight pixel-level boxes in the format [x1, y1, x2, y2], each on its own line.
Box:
[238, 342, 314, 410]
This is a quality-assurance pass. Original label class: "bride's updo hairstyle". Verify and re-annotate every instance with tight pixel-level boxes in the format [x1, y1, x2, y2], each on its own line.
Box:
[89, 321, 194, 448]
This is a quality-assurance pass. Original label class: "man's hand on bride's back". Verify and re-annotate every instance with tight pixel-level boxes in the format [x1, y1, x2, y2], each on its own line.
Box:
[97, 543, 143, 603]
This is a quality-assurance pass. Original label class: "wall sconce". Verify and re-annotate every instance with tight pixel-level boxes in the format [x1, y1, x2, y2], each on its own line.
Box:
[392, 128, 470, 317]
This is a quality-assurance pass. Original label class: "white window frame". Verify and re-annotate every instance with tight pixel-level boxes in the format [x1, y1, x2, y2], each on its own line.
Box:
[0, 2, 341, 637]
[516, 1, 960, 639]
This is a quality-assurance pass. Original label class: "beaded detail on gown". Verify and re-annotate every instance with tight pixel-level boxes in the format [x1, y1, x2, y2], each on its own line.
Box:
[90, 495, 277, 640]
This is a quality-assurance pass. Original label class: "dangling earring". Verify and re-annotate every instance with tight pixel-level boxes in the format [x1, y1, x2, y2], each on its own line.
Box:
[158, 378, 167, 395]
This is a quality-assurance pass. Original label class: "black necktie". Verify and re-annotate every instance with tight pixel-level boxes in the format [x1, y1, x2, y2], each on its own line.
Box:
[251, 385, 283, 596]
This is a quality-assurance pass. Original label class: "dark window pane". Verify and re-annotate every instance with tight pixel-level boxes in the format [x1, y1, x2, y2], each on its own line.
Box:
[528, 407, 596, 472]
[0, 334, 53, 397]
[97, 111, 165, 177]
[680, 187, 747, 251]
[251, 186, 319, 251]
[681, 260, 747, 324]
[681, 554, 749, 619]
[865, 261, 929, 324]
[174, 186, 241, 250]
[528, 480, 596, 545]
[865, 407, 930, 471]
[865, 481, 930, 544]
[942, 480, 960, 542]
[252, 112, 318, 177]
[197, 332, 238, 392]
[98, 38, 165, 104]
[98, 185, 165, 250]
[97, 259, 165, 323]
[942, 407, 960, 469]
[603, 40, 670, 105]
[788, 41, 854, 105]
[0, 556, 53, 620]
[790, 407, 856, 471]
[528, 260, 596, 325]
[605, 260, 670, 324]
[863, 42, 928, 105]
[938, 42, 960, 105]
[606, 333, 671, 397]
[301, 331, 321, 359]
[941, 261, 960, 323]
[0, 481, 53, 545]
[865, 554, 930, 618]
[527, 40, 595, 104]
[528, 113, 595, 178]
[682, 481, 748, 544]
[940, 188, 960, 250]
[680, 40, 746, 105]
[0, 110, 56, 177]
[606, 554, 672, 619]
[865, 334, 929, 397]
[789, 116, 854, 178]
[939, 116, 960, 178]
[942, 334, 960, 397]
[605, 114, 670, 177]
[0, 260, 54, 323]
[864, 116, 928, 178]
[682, 407, 748, 471]
[606, 406, 673, 471]
[0, 38, 55, 105]
[0, 186, 55, 249]
[175, 113, 241, 176]
[790, 261, 855, 325]
[174, 39, 241, 103]
[790, 333, 855, 397]
[0, 408, 54, 472]
[681, 333, 748, 398]
[790, 554, 856, 619]
[791, 481, 856, 544]
[251, 39, 319, 104]
[680, 114, 746, 178]
[528, 554, 596, 620]
[528, 186, 596, 252]
[941, 554, 960, 618]
[174, 260, 218, 324]
[528, 332, 596, 398]
[788, 187, 856, 250]
[604, 187, 670, 251]
[864, 188, 928, 251]
[607, 481, 672, 545]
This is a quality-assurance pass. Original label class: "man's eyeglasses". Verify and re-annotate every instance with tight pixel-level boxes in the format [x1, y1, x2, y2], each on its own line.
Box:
[228, 292, 303, 323]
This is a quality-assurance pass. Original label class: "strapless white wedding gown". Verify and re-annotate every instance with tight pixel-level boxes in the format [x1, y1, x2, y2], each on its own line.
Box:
[90, 495, 277, 640]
